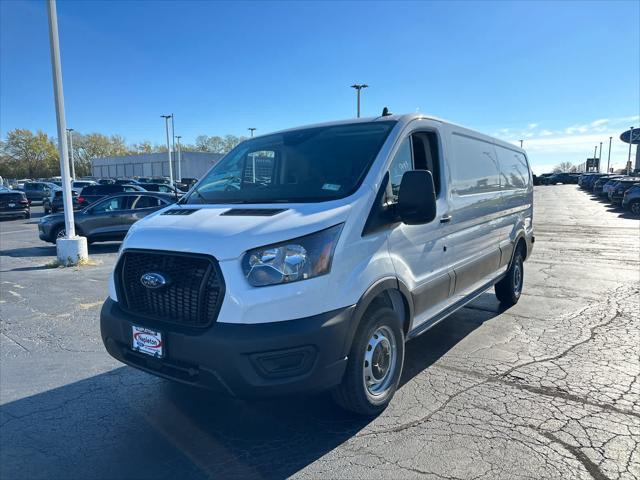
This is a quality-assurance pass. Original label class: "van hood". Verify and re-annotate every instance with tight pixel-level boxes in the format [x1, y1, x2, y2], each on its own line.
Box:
[123, 203, 352, 260]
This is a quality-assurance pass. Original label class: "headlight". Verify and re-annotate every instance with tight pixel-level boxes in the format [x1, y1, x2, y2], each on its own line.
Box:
[242, 224, 343, 287]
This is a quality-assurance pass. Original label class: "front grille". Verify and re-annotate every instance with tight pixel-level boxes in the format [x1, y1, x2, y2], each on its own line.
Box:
[116, 250, 225, 327]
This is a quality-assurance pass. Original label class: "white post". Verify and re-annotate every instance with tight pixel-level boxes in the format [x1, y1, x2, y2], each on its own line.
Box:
[628, 127, 634, 175]
[162, 115, 174, 185]
[47, 0, 87, 265]
[176, 136, 182, 181]
[67, 129, 76, 180]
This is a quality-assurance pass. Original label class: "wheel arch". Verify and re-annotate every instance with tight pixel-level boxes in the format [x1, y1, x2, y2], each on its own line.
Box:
[341, 277, 414, 358]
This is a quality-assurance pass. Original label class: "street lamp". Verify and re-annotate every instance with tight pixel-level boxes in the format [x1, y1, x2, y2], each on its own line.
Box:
[170, 114, 176, 183]
[160, 115, 174, 186]
[350, 84, 368, 118]
[66, 128, 76, 180]
[248, 127, 256, 137]
[594, 145, 598, 172]
[607, 136, 612, 173]
[175, 135, 182, 182]
[519, 139, 523, 148]
[628, 126, 635, 175]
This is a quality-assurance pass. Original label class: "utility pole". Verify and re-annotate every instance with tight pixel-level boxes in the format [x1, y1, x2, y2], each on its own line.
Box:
[47, 0, 87, 265]
[161, 115, 174, 186]
[66, 128, 76, 180]
[175, 135, 182, 182]
[350, 84, 368, 118]
[248, 127, 256, 137]
[607, 136, 612, 174]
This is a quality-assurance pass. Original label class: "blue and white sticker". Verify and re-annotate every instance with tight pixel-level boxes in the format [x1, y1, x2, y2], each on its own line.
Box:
[322, 183, 341, 191]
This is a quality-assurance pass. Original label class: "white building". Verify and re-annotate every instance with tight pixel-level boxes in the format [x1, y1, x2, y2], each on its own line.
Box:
[91, 151, 224, 180]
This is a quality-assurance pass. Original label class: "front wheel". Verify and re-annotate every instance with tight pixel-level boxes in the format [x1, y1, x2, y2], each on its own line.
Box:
[495, 248, 524, 306]
[629, 200, 640, 217]
[332, 307, 404, 416]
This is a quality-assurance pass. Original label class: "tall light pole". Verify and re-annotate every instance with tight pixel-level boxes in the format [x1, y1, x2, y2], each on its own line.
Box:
[519, 139, 523, 148]
[598, 141, 602, 162]
[607, 136, 612, 173]
[47, 0, 87, 264]
[248, 127, 256, 137]
[66, 128, 76, 180]
[248, 128, 257, 182]
[161, 115, 174, 186]
[350, 84, 368, 118]
[594, 145, 598, 172]
[628, 126, 634, 175]
[175, 135, 182, 182]
[170, 114, 177, 183]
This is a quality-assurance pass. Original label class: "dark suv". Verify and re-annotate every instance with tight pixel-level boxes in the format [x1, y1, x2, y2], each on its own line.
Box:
[545, 172, 580, 185]
[22, 182, 53, 203]
[44, 190, 82, 214]
[77, 184, 145, 208]
[0, 190, 30, 219]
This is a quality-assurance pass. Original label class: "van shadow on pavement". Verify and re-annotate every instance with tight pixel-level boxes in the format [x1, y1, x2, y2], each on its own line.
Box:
[0, 302, 498, 480]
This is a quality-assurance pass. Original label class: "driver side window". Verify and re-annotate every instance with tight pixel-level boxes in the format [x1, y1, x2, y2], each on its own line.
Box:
[91, 196, 128, 214]
[388, 138, 413, 202]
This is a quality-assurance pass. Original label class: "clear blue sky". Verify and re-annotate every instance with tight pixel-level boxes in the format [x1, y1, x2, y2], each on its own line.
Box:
[1, 0, 638, 172]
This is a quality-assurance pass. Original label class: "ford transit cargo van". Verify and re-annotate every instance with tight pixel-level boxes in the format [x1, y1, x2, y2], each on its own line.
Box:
[100, 114, 534, 415]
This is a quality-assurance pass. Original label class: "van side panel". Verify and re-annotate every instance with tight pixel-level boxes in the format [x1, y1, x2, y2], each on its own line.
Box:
[446, 132, 504, 300]
[494, 143, 533, 267]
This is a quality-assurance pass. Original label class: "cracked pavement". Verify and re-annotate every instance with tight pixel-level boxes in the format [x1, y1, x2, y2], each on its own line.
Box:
[1, 185, 639, 480]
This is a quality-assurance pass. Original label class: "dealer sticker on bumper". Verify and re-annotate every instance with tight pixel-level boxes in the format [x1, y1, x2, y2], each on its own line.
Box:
[132, 325, 163, 358]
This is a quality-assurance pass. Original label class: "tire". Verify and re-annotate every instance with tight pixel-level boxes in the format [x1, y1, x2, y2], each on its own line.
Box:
[495, 247, 524, 306]
[24, 211, 30, 219]
[44, 206, 50, 214]
[51, 224, 67, 243]
[630, 200, 640, 217]
[332, 306, 404, 416]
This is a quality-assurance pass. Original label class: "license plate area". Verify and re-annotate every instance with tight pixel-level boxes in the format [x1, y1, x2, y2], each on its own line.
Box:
[132, 325, 164, 358]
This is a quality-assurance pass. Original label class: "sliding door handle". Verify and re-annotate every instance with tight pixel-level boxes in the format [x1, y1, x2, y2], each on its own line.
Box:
[440, 214, 452, 223]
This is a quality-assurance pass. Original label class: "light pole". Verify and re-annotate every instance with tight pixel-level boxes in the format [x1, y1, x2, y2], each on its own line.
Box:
[607, 136, 612, 173]
[594, 146, 598, 172]
[66, 128, 76, 180]
[350, 84, 368, 118]
[519, 139, 523, 148]
[598, 141, 602, 163]
[170, 114, 176, 183]
[161, 115, 174, 186]
[628, 126, 634, 175]
[248, 128, 257, 182]
[176, 135, 182, 182]
[47, 0, 87, 264]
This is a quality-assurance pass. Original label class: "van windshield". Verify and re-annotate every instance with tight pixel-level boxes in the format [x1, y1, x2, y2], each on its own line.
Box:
[184, 121, 396, 204]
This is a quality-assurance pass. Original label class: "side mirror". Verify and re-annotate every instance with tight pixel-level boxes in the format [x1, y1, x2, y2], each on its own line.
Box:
[397, 170, 437, 225]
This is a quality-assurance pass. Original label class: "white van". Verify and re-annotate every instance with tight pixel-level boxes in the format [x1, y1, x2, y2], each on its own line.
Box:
[101, 113, 533, 415]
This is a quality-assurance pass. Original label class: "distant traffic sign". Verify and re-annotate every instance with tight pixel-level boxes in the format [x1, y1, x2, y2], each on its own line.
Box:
[620, 128, 640, 144]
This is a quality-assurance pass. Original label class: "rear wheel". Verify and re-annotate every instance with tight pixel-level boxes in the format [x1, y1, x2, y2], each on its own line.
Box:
[495, 247, 524, 306]
[630, 200, 640, 216]
[332, 306, 404, 416]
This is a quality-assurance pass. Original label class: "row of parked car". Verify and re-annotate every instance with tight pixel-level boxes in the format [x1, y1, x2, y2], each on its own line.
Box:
[533, 172, 581, 185]
[578, 172, 640, 216]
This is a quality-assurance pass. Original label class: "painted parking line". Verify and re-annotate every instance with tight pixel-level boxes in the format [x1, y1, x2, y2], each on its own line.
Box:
[0, 229, 33, 235]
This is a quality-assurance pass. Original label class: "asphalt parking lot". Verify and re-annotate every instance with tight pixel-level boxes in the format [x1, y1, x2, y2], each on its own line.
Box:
[1, 185, 639, 480]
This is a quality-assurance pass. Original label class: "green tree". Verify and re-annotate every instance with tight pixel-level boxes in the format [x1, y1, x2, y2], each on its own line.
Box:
[0, 129, 59, 178]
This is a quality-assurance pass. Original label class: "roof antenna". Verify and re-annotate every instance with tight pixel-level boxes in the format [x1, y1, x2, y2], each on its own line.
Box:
[381, 107, 392, 117]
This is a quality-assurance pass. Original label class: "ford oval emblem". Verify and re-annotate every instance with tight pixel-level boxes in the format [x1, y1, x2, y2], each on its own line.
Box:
[140, 272, 168, 289]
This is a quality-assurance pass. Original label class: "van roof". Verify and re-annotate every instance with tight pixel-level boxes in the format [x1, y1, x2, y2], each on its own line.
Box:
[258, 113, 525, 154]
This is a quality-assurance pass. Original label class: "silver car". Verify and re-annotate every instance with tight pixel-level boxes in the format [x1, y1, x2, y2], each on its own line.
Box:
[38, 192, 175, 243]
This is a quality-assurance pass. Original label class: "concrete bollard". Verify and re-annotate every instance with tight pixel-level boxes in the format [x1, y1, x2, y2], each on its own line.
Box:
[56, 236, 88, 266]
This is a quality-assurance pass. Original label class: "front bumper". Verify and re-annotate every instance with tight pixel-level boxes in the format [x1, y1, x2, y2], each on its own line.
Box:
[100, 298, 357, 398]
